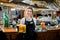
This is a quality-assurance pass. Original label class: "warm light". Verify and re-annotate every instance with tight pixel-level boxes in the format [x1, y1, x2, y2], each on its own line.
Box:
[9, 0, 13, 2]
[22, 1, 26, 3]
[11, 8, 15, 11]
[0, 2, 3, 5]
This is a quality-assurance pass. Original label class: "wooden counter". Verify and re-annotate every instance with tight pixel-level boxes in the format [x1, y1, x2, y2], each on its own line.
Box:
[3, 27, 17, 32]
[2, 27, 17, 40]
[37, 27, 60, 40]
[1, 27, 60, 40]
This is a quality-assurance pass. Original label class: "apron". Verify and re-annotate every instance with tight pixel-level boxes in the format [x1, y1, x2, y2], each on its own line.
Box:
[16, 18, 37, 40]
[25, 18, 36, 40]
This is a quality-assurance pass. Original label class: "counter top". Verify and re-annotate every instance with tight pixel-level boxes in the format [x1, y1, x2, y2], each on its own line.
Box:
[47, 26, 60, 30]
[2, 27, 17, 32]
[0, 25, 60, 32]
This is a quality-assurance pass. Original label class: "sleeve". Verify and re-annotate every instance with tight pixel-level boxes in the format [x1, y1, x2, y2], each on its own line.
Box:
[20, 18, 25, 24]
[33, 18, 36, 27]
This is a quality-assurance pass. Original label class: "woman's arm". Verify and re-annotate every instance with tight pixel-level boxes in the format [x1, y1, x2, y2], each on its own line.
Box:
[20, 18, 25, 24]
[33, 18, 36, 27]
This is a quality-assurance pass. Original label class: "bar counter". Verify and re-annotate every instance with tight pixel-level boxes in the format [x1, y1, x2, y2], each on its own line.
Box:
[1, 26, 60, 40]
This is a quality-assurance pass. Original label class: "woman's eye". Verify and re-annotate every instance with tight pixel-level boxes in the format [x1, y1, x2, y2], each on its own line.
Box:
[28, 11, 32, 12]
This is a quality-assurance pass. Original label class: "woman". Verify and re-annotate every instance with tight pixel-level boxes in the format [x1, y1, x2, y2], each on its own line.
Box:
[20, 6, 37, 40]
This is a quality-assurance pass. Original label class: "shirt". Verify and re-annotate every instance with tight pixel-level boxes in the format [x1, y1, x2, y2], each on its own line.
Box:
[20, 17, 36, 27]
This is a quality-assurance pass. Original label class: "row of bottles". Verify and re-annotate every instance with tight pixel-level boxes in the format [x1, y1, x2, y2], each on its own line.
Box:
[36, 21, 47, 32]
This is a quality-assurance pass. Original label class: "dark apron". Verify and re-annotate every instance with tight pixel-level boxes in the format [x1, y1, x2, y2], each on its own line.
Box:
[25, 18, 36, 40]
[16, 18, 37, 40]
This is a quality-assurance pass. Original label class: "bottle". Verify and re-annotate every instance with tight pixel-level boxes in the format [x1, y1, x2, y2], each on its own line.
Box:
[41, 21, 46, 30]
[3, 12, 9, 27]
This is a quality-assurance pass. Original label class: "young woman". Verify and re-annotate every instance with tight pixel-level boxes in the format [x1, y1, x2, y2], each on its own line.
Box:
[20, 6, 37, 40]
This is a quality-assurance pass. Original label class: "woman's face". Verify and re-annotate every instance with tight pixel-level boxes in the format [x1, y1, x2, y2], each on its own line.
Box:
[26, 9, 32, 17]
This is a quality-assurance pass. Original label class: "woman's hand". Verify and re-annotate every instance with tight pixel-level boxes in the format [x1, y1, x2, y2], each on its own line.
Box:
[18, 24, 26, 33]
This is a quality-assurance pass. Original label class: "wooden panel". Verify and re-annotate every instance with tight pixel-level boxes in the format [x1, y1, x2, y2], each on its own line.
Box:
[56, 11, 60, 16]
[4, 29, 60, 40]
[0, 3, 16, 7]
[0, 0, 9, 2]
[21, 10, 24, 18]
[55, 0, 60, 2]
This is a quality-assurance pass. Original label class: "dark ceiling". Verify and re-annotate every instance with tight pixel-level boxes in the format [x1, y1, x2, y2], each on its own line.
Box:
[11, 0, 48, 8]
[0, 0, 55, 3]
[0, 0, 55, 8]
[32, 0, 55, 2]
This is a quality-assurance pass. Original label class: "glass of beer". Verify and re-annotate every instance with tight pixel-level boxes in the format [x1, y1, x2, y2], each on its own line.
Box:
[19, 24, 26, 33]
[23, 25, 26, 33]
[19, 24, 23, 33]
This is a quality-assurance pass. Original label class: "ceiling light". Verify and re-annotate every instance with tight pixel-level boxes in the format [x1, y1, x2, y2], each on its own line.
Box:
[0, 2, 3, 5]
[22, 0, 26, 3]
[9, 0, 13, 2]
[11, 8, 15, 11]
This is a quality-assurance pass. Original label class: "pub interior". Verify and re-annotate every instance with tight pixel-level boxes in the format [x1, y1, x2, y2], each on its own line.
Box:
[0, 0, 60, 40]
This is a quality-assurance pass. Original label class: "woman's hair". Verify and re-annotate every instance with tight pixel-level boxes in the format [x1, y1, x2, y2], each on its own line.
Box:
[25, 6, 33, 13]
[24, 6, 33, 17]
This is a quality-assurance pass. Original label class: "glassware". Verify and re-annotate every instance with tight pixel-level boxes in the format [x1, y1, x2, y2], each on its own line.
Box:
[23, 25, 26, 33]
[19, 24, 26, 33]
[19, 24, 23, 33]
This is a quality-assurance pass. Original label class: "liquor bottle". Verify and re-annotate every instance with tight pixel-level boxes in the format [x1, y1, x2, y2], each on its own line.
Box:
[3, 12, 9, 27]
[41, 21, 46, 30]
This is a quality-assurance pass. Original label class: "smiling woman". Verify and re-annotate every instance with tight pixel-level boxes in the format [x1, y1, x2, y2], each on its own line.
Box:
[16, 6, 37, 40]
